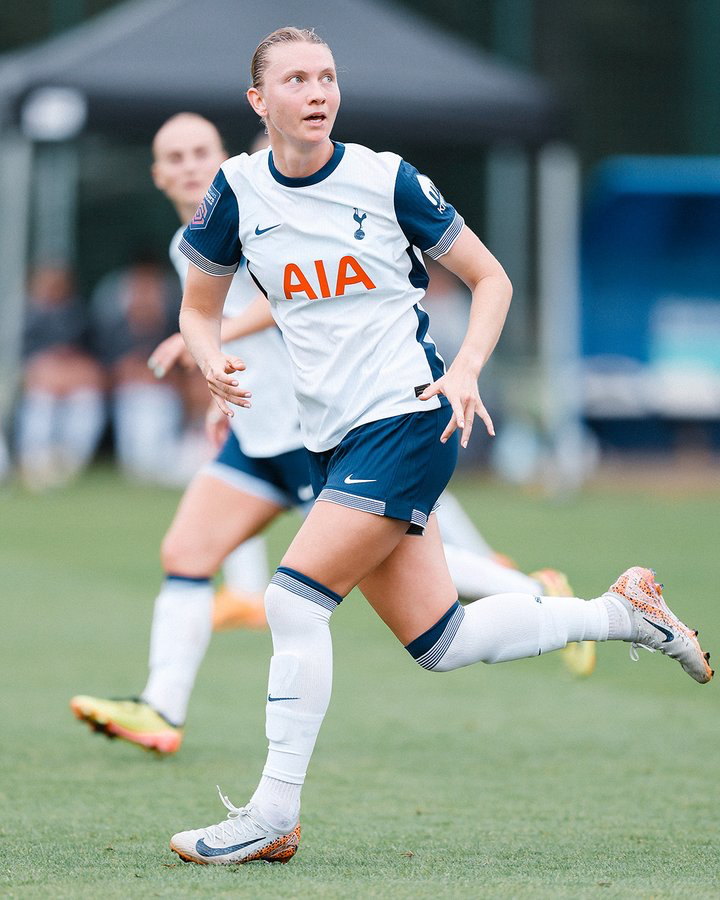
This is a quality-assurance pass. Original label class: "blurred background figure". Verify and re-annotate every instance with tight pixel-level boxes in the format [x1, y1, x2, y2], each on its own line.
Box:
[89, 250, 209, 485]
[15, 263, 105, 490]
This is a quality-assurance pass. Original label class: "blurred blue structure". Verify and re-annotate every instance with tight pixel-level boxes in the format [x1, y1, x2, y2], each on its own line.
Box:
[581, 156, 720, 447]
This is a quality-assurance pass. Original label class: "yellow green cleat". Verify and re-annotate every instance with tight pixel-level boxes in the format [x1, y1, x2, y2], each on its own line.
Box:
[70, 695, 183, 754]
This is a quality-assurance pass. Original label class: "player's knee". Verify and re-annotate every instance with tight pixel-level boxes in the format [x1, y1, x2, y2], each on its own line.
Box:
[160, 531, 213, 578]
[404, 600, 466, 672]
[264, 567, 342, 634]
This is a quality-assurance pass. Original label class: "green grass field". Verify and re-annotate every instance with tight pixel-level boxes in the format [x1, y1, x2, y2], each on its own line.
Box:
[1, 466, 719, 898]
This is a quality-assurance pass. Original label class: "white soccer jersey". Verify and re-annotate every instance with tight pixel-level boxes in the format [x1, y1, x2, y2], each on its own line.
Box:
[179, 142, 464, 452]
[170, 227, 303, 458]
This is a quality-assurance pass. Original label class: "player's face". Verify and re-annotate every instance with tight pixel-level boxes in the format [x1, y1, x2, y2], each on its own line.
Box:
[250, 42, 339, 148]
[152, 118, 226, 210]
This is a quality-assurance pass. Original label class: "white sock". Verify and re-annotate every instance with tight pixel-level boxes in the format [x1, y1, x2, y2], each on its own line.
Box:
[112, 383, 183, 484]
[434, 491, 493, 556]
[251, 776, 302, 833]
[16, 390, 57, 465]
[601, 593, 634, 640]
[141, 576, 213, 724]
[57, 388, 105, 473]
[222, 537, 269, 595]
[444, 543, 542, 598]
[252, 567, 340, 831]
[407, 593, 612, 671]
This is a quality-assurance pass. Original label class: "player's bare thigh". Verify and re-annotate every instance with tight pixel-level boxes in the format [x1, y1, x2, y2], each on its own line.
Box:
[359, 514, 457, 645]
[24, 348, 105, 395]
[161, 472, 282, 576]
[280, 499, 410, 597]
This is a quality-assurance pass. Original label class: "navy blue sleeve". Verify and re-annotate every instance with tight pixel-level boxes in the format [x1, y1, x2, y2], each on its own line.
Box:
[178, 168, 242, 276]
[393, 160, 464, 259]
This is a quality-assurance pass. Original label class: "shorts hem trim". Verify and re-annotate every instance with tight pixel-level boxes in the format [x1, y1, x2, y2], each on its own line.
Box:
[201, 461, 290, 508]
[317, 488, 431, 532]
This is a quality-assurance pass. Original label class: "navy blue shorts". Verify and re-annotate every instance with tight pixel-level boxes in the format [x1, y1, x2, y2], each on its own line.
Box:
[307, 407, 458, 534]
[203, 430, 314, 509]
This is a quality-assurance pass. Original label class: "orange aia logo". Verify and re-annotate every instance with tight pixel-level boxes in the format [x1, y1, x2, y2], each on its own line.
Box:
[283, 256, 376, 300]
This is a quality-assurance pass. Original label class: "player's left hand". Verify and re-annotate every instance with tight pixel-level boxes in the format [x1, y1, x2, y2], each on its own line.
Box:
[201, 353, 251, 418]
[418, 361, 494, 448]
[148, 332, 195, 378]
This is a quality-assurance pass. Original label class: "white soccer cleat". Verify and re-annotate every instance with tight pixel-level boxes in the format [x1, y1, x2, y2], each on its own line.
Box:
[605, 566, 713, 684]
[170, 787, 300, 865]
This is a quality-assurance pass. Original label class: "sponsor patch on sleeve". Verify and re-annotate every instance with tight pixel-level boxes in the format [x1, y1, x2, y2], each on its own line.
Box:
[189, 183, 221, 230]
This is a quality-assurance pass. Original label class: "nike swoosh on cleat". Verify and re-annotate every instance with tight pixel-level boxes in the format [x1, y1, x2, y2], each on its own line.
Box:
[255, 224, 281, 235]
[344, 475, 376, 484]
[196, 837, 265, 857]
[643, 617, 674, 643]
[268, 695, 300, 702]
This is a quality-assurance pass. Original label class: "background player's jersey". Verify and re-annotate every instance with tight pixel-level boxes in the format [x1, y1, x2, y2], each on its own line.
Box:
[170, 227, 302, 458]
[179, 142, 464, 452]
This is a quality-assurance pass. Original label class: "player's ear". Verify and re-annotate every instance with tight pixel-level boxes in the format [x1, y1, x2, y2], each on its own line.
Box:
[151, 161, 165, 191]
[246, 87, 267, 120]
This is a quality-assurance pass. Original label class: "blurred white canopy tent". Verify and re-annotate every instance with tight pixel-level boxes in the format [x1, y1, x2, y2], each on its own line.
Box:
[0, 0, 581, 490]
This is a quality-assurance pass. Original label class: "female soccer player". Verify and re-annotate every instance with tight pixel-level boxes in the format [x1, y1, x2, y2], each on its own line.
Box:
[70, 117, 314, 752]
[169, 28, 712, 864]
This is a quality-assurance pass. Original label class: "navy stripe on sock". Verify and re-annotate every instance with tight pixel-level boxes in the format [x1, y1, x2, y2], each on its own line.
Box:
[405, 600, 464, 670]
[273, 566, 343, 609]
[165, 574, 212, 585]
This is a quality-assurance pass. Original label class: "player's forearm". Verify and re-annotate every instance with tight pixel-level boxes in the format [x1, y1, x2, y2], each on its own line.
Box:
[455, 272, 512, 376]
[179, 305, 224, 376]
[220, 294, 275, 342]
[180, 265, 233, 374]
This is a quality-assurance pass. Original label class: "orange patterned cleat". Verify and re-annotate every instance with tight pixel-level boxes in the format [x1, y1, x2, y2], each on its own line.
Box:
[606, 566, 713, 684]
[170, 788, 300, 865]
[531, 569, 597, 677]
[212, 586, 267, 632]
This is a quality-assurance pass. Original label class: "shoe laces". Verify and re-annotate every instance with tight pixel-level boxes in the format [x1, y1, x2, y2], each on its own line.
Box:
[199, 786, 265, 845]
[629, 642, 656, 662]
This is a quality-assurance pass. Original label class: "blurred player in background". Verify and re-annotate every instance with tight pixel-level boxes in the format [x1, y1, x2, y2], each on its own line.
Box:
[71, 117, 312, 753]
[89, 249, 207, 486]
[167, 28, 710, 867]
[15, 263, 105, 490]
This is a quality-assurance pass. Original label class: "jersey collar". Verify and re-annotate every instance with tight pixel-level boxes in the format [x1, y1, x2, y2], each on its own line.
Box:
[268, 141, 345, 187]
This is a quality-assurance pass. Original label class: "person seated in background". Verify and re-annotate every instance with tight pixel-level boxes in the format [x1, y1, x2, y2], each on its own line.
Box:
[89, 250, 209, 486]
[15, 263, 105, 490]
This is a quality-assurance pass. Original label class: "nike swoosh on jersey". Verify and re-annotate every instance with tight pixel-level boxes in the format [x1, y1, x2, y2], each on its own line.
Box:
[344, 475, 376, 484]
[196, 836, 265, 857]
[255, 223, 281, 235]
[642, 616, 674, 643]
[268, 695, 300, 702]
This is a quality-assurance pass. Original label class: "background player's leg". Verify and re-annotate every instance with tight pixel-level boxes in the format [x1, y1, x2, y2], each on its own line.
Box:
[436, 490, 544, 596]
[213, 537, 269, 630]
[71, 473, 283, 750]
[141, 473, 282, 724]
